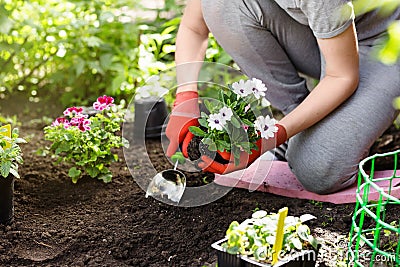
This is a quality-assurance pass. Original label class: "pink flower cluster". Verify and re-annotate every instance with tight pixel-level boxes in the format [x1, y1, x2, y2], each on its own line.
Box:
[52, 117, 70, 128]
[52, 107, 91, 132]
[93, 95, 114, 111]
[51, 96, 114, 132]
[63, 107, 83, 117]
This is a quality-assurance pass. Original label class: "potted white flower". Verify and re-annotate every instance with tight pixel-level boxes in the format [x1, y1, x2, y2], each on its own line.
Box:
[133, 75, 169, 139]
[0, 125, 26, 225]
[187, 78, 275, 166]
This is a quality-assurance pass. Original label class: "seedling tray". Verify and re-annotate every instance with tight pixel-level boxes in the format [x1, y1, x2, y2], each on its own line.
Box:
[211, 238, 317, 267]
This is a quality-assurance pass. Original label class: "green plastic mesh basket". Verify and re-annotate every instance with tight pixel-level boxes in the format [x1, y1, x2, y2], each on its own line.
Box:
[348, 150, 400, 267]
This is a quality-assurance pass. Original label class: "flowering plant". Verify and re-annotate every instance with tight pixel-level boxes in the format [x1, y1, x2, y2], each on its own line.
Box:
[134, 75, 169, 100]
[44, 96, 129, 183]
[189, 78, 278, 165]
[0, 127, 26, 178]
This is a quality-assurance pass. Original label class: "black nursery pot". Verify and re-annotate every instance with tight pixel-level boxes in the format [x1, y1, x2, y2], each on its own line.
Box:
[212, 238, 318, 267]
[0, 175, 14, 225]
[187, 136, 230, 167]
[133, 97, 168, 139]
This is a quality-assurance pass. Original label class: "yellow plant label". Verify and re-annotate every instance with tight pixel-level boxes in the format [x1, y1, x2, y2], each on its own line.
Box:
[272, 207, 288, 265]
[0, 124, 11, 149]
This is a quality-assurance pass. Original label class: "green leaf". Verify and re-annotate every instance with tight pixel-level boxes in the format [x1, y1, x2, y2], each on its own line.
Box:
[378, 21, 400, 65]
[242, 118, 253, 126]
[308, 235, 319, 250]
[300, 214, 317, 223]
[82, 36, 103, 47]
[86, 166, 100, 178]
[15, 138, 27, 144]
[297, 224, 311, 241]
[232, 146, 241, 166]
[234, 153, 240, 166]
[198, 118, 208, 128]
[0, 161, 11, 178]
[63, 133, 73, 141]
[254, 246, 267, 261]
[75, 58, 86, 77]
[9, 168, 19, 179]
[230, 117, 241, 128]
[100, 53, 114, 70]
[291, 237, 303, 250]
[393, 97, 400, 109]
[218, 90, 225, 104]
[189, 126, 206, 137]
[171, 152, 185, 164]
[208, 142, 217, 151]
[109, 73, 125, 95]
[0, 6, 14, 35]
[202, 138, 213, 146]
[55, 142, 71, 154]
[240, 142, 252, 154]
[216, 140, 230, 152]
[99, 173, 112, 183]
[252, 210, 268, 219]
[68, 167, 82, 183]
[226, 246, 240, 255]
[204, 99, 215, 113]
[231, 128, 241, 142]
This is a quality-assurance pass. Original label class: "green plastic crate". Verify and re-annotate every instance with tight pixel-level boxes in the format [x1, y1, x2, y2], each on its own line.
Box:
[348, 150, 400, 267]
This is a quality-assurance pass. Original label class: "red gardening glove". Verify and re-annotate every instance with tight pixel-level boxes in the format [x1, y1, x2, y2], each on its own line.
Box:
[165, 91, 200, 157]
[198, 124, 287, 174]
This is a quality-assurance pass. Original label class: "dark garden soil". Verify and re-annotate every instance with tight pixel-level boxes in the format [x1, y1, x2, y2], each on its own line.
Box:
[0, 123, 399, 267]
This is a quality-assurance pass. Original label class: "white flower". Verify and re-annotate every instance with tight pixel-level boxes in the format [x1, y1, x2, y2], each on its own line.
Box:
[254, 115, 278, 139]
[218, 107, 233, 122]
[135, 85, 151, 100]
[261, 97, 271, 107]
[207, 113, 226, 131]
[147, 75, 160, 84]
[249, 78, 267, 99]
[232, 79, 251, 97]
[135, 75, 169, 100]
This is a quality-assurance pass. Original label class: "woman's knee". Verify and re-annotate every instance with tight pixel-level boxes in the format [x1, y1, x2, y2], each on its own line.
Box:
[286, 140, 358, 194]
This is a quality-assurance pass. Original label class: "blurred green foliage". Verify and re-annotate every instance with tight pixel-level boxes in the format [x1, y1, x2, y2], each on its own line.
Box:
[0, 0, 142, 106]
[353, 0, 400, 65]
[5, 0, 398, 114]
[0, 0, 232, 110]
[378, 21, 400, 65]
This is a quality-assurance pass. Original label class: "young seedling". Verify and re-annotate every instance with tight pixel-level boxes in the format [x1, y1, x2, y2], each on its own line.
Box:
[221, 208, 319, 264]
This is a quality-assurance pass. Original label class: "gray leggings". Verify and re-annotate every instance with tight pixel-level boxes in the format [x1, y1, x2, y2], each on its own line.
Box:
[201, 0, 400, 194]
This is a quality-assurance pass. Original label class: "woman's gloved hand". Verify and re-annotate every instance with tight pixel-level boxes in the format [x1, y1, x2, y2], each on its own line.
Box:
[165, 91, 200, 157]
[198, 124, 287, 174]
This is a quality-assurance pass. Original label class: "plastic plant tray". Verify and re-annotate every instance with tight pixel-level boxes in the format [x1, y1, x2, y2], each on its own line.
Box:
[211, 238, 317, 267]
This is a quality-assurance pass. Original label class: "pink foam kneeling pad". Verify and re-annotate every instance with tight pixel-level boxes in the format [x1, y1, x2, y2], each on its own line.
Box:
[214, 160, 400, 204]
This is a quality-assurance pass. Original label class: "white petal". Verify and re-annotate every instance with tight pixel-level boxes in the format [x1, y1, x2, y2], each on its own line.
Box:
[219, 107, 233, 121]
[251, 78, 268, 92]
[147, 75, 160, 84]
[207, 113, 226, 131]
[232, 79, 251, 97]
[261, 98, 271, 107]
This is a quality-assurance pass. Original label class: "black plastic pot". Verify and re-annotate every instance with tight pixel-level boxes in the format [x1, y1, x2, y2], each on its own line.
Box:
[212, 238, 317, 267]
[0, 175, 14, 225]
[133, 97, 168, 139]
